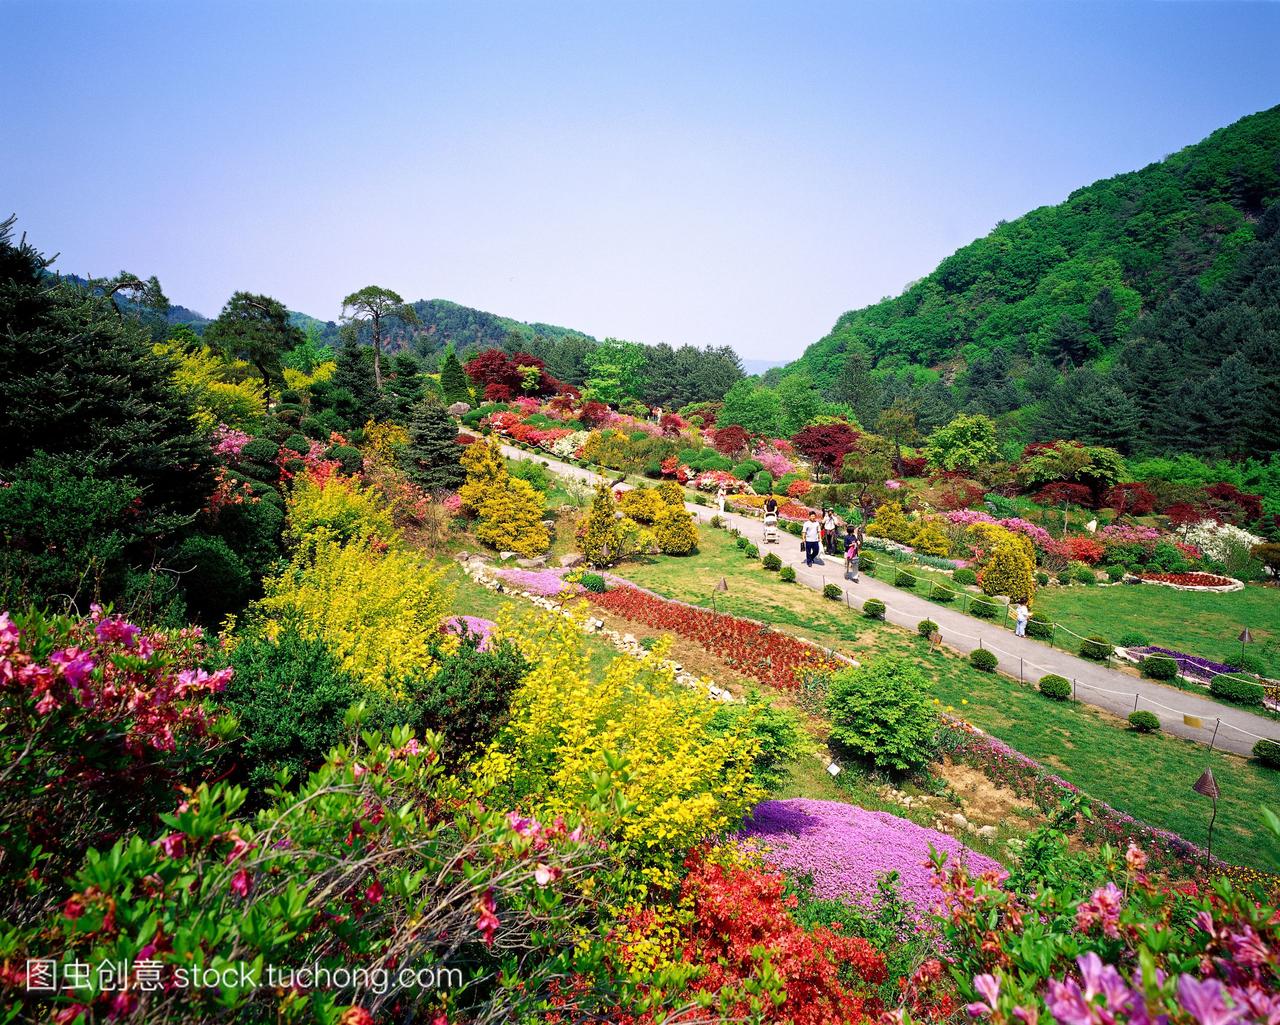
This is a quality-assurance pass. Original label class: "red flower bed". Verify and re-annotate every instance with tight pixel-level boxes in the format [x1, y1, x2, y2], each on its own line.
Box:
[1140, 571, 1234, 588]
[585, 586, 841, 690]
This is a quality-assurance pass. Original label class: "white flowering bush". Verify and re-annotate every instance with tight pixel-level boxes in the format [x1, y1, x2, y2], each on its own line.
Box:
[1182, 520, 1263, 563]
[551, 430, 589, 459]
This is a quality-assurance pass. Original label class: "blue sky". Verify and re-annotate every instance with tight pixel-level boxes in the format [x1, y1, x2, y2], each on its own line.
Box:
[4, 1, 1278, 360]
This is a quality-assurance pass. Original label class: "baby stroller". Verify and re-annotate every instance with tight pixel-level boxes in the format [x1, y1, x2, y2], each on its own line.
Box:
[762, 512, 780, 544]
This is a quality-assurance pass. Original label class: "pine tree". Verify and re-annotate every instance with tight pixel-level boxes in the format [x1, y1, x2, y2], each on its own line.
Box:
[439, 345, 472, 406]
[400, 398, 465, 491]
[1047, 314, 1089, 369]
[331, 337, 383, 424]
[835, 347, 882, 427]
[0, 217, 211, 538]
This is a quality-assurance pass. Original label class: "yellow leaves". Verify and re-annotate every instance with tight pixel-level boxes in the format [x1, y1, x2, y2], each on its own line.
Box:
[155, 341, 265, 430]
[284, 474, 398, 557]
[477, 608, 764, 881]
[458, 436, 508, 515]
[252, 537, 452, 696]
[282, 360, 336, 392]
[475, 478, 549, 558]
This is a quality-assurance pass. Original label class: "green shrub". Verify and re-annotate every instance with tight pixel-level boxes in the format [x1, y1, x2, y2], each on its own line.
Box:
[1073, 566, 1097, 586]
[692, 493, 707, 505]
[508, 458, 551, 493]
[863, 598, 885, 619]
[653, 507, 699, 555]
[1209, 673, 1264, 707]
[1229, 653, 1264, 676]
[326, 444, 363, 476]
[731, 459, 762, 481]
[1128, 710, 1161, 733]
[823, 583, 842, 600]
[953, 568, 977, 586]
[1036, 571, 1050, 586]
[743, 542, 759, 559]
[174, 534, 253, 625]
[827, 655, 938, 772]
[1105, 564, 1125, 582]
[858, 553, 875, 572]
[1140, 655, 1179, 680]
[709, 691, 806, 791]
[735, 535, 749, 549]
[1079, 636, 1112, 661]
[1117, 630, 1149, 647]
[779, 565, 796, 582]
[579, 572, 607, 593]
[917, 619, 938, 638]
[931, 585, 956, 604]
[223, 628, 362, 790]
[1026, 613, 1053, 639]
[894, 569, 916, 588]
[709, 514, 725, 528]
[762, 552, 782, 571]
[970, 598, 999, 619]
[969, 648, 998, 672]
[1039, 674, 1071, 700]
[1057, 569, 1072, 585]
[752, 470, 774, 494]
[282, 433, 311, 456]
[1253, 738, 1280, 770]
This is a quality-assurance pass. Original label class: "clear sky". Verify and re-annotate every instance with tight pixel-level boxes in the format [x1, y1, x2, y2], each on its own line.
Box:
[4, 1, 1278, 361]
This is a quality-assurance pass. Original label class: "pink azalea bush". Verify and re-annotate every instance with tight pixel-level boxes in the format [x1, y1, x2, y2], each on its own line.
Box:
[741, 798, 1001, 918]
[211, 424, 253, 459]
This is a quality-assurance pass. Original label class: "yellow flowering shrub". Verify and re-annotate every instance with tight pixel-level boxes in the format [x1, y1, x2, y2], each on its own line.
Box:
[361, 420, 410, 465]
[284, 474, 397, 557]
[867, 502, 913, 543]
[475, 477, 550, 558]
[458, 436, 508, 514]
[156, 341, 265, 430]
[652, 506, 698, 555]
[617, 487, 666, 524]
[282, 359, 336, 393]
[910, 519, 952, 557]
[252, 538, 452, 695]
[474, 612, 764, 888]
[969, 521, 1035, 563]
[981, 538, 1036, 603]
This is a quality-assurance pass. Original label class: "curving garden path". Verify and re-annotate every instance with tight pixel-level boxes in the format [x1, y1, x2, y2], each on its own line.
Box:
[499, 444, 1280, 757]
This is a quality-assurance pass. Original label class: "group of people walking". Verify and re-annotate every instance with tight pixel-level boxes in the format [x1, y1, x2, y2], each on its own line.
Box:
[802, 508, 861, 573]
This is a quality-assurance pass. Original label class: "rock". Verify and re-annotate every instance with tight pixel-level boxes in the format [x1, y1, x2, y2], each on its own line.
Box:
[499, 551, 516, 561]
[950, 812, 969, 829]
[559, 553, 586, 568]
[516, 556, 548, 568]
[978, 825, 998, 840]
[622, 633, 637, 646]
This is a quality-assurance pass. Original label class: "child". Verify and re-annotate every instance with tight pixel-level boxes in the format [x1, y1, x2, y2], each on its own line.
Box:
[844, 533, 860, 581]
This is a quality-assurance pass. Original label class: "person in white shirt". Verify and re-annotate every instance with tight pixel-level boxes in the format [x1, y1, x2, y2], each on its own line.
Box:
[802, 512, 822, 566]
[1015, 602, 1030, 637]
[822, 508, 838, 554]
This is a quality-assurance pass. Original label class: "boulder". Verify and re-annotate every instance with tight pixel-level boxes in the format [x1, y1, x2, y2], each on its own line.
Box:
[559, 553, 586, 568]
[516, 556, 548, 568]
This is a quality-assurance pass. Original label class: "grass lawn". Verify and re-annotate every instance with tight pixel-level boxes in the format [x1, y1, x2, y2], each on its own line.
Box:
[1035, 581, 1280, 678]
[611, 526, 1280, 874]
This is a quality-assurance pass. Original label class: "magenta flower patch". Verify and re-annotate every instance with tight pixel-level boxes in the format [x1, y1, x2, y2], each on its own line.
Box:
[742, 798, 1002, 917]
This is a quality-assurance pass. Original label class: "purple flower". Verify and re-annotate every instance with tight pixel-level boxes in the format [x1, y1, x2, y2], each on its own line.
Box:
[1177, 976, 1242, 1025]
[492, 568, 575, 597]
[445, 615, 496, 650]
[968, 973, 1001, 1017]
[741, 798, 1002, 918]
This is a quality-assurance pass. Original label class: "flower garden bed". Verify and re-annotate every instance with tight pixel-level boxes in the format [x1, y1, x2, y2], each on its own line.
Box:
[1138, 571, 1242, 592]
[584, 585, 844, 691]
[741, 798, 1003, 917]
[1123, 644, 1234, 684]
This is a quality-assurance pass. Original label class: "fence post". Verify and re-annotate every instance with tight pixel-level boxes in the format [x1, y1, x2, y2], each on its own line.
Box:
[1209, 719, 1221, 752]
[1050, 623, 1058, 649]
[1133, 693, 1140, 713]
[1019, 657, 1024, 683]
[1003, 604, 1011, 629]
[979, 637, 984, 650]
[1072, 678, 1077, 700]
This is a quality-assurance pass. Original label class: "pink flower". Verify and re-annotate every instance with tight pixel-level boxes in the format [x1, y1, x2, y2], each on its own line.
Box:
[224, 836, 252, 865]
[475, 889, 500, 947]
[967, 973, 1000, 1016]
[1177, 975, 1242, 1025]
[158, 833, 185, 858]
[533, 863, 560, 887]
[1075, 882, 1123, 938]
[507, 812, 539, 837]
[35, 691, 59, 715]
[1124, 842, 1147, 873]
[230, 868, 253, 898]
[0, 611, 19, 650]
[365, 879, 385, 904]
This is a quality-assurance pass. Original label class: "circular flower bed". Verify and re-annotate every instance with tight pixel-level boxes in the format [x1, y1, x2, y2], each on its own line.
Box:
[1138, 571, 1242, 592]
[741, 798, 1002, 918]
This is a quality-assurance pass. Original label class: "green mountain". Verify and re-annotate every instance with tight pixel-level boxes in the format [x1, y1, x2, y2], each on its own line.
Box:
[779, 104, 1280, 457]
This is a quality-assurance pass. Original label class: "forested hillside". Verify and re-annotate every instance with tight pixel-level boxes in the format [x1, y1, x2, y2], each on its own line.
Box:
[777, 104, 1280, 458]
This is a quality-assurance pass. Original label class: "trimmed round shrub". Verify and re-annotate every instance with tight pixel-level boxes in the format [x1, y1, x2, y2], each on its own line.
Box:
[917, 619, 938, 639]
[953, 568, 977, 587]
[1036, 571, 1050, 586]
[173, 534, 253, 625]
[241, 436, 282, 466]
[1117, 630, 1149, 648]
[1228, 653, 1264, 676]
[735, 535, 749, 549]
[1253, 738, 1280, 770]
[1105, 564, 1125, 582]
[762, 552, 782, 571]
[282, 433, 311, 456]
[1039, 674, 1071, 701]
[752, 470, 774, 494]
[858, 553, 875, 572]
[969, 648, 998, 672]
[779, 565, 796, 582]
[894, 569, 916, 588]
[743, 542, 759, 559]
[1056, 569, 1072, 585]
[1026, 613, 1053, 639]
[1127, 710, 1161, 733]
[279, 388, 303, 405]
[653, 507, 698, 555]
[970, 598, 999, 619]
[931, 585, 956, 604]
[863, 598, 885, 619]
[1073, 566, 1097, 586]
[579, 572, 607, 593]
[1079, 636, 1113, 661]
[1209, 673, 1264, 708]
[823, 583, 843, 600]
[1140, 655, 1178, 680]
[326, 444, 363, 476]
[692, 493, 707, 505]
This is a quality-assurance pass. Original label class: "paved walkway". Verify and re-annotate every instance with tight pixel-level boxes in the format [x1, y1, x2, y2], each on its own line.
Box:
[501, 444, 1280, 756]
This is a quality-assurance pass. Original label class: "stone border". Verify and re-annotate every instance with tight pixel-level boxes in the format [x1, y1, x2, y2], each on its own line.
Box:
[1137, 574, 1244, 593]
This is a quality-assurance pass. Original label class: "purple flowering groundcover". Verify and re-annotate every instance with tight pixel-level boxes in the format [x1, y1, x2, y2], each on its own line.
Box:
[741, 798, 1002, 917]
[444, 615, 496, 650]
[491, 568, 578, 597]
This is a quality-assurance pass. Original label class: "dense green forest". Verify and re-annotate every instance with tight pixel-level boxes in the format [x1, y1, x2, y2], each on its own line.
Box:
[771, 104, 1280, 458]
